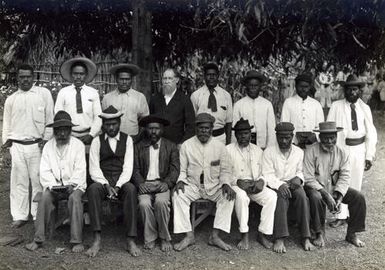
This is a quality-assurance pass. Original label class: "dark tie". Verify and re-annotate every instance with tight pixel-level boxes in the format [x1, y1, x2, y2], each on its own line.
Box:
[152, 143, 159, 150]
[207, 88, 217, 112]
[350, 103, 358, 131]
[75, 86, 83, 114]
[200, 172, 204, 184]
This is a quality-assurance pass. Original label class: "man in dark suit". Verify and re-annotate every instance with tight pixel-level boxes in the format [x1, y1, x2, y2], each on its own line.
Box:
[149, 68, 195, 147]
[132, 114, 180, 252]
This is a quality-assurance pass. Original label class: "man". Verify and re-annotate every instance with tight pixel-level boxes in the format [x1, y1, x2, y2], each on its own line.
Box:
[2, 64, 54, 227]
[86, 106, 139, 257]
[262, 122, 315, 253]
[304, 121, 366, 247]
[226, 118, 277, 250]
[55, 57, 102, 147]
[149, 68, 195, 146]
[173, 113, 235, 251]
[327, 74, 377, 227]
[131, 114, 179, 252]
[102, 63, 149, 141]
[190, 63, 232, 145]
[281, 73, 324, 149]
[233, 70, 276, 149]
[25, 111, 86, 252]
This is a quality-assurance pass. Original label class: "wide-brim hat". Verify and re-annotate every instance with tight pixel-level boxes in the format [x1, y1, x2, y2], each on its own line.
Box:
[232, 118, 254, 131]
[110, 63, 141, 76]
[340, 74, 365, 87]
[313, 121, 343, 133]
[139, 114, 170, 127]
[60, 57, 97, 83]
[241, 70, 267, 85]
[46, 110, 77, 128]
[99, 105, 124, 120]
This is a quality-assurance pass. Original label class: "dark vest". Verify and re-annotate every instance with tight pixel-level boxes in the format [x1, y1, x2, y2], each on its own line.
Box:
[99, 132, 128, 186]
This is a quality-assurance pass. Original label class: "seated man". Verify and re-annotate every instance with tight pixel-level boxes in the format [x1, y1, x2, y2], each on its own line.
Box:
[227, 118, 277, 250]
[25, 111, 86, 252]
[132, 114, 180, 252]
[262, 122, 315, 253]
[86, 106, 139, 257]
[173, 113, 236, 251]
[304, 121, 366, 247]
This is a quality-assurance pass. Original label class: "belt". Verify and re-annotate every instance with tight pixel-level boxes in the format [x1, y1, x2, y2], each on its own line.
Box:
[72, 128, 91, 134]
[345, 136, 365, 146]
[212, 127, 225, 137]
[12, 139, 42, 145]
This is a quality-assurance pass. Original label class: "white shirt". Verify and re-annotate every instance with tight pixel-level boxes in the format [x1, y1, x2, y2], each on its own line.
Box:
[190, 85, 233, 129]
[233, 95, 276, 148]
[40, 137, 86, 192]
[146, 139, 161, 180]
[262, 144, 304, 190]
[55, 84, 102, 137]
[102, 88, 149, 136]
[164, 88, 177, 105]
[89, 133, 134, 187]
[226, 142, 264, 186]
[2, 86, 54, 143]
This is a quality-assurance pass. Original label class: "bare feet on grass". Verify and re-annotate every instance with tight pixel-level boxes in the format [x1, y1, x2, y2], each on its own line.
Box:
[257, 232, 273, 249]
[86, 232, 101, 257]
[208, 229, 232, 251]
[273, 238, 286, 253]
[174, 232, 195, 251]
[25, 241, 41, 251]
[72, 244, 84, 253]
[126, 237, 141, 257]
[302, 238, 316, 251]
[237, 233, 249, 250]
[161, 239, 172, 252]
[143, 240, 156, 250]
[313, 232, 325, 247]
[346, 233, 365, 247]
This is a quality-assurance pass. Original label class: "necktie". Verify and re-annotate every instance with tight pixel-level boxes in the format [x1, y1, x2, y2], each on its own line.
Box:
[75, 86, 83, 113]
[152, 143, 159, 150]
[207, 88, 217, 112]
[200, 172, 204, 184]
[350, 103, 358, 131]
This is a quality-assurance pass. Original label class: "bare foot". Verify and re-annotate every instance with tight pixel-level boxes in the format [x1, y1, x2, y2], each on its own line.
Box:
[161, 239, 172, 252]
[174, 233, 195, 251]
[25, 241, 41, 251]
[86, 241, 101, 257]
[72, 244, 84, 253]
[313, 233, 325, 247]
[237, 233, 249, 250]
[346, 233, 365, 247]
[302, 238, 316, 251]
[126, 238, 141, 257]
[257, 232, 273, 249]
[208, 235, 232, 251]
[329, 219, 347, 228]
[12, 220, 27, 228]
[273, 239, 286, 253]
[143, 240, 156, 250]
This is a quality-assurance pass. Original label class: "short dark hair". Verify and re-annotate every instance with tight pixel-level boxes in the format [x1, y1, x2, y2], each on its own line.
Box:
[203, 62, 219, 74]
[17, 64, 34, 74]
[70, 61, 88, 73]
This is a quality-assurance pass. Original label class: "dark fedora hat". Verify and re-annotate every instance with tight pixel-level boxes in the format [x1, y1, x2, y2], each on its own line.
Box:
[232, 118, 254, 131]
[60, 57, 97, 84]
[340, 74, 365, 87]
[99, 105, 124, 120]
[46, 111, 77, 128]
[110, 63, 141, 76]
[275, 122, 295, 134]
[313, 121, 343, 133]
[241, 70, 267, 85]
[139, 114, 170, 127]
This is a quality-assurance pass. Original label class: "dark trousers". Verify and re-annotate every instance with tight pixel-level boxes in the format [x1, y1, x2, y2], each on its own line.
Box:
[34, 189, 84, 244]
[87, 182, 138, 237]
[306, 187, 366, 234]
[273, 186, 312, 239]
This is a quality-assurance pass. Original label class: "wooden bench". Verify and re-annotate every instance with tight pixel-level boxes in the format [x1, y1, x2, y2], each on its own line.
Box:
[190, 199, 215, 231]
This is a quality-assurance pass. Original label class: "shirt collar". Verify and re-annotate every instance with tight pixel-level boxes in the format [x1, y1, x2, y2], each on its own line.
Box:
[17, 86, 37, 93]
[115, 88, 133, 95]
[105, 132, 120, 141]
[143, 138, 161, 148]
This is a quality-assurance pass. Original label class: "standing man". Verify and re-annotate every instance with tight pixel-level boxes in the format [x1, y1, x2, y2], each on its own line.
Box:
[281, 73, 324, 149]
[173, 113, 235, 251]
[227, 118, 277, 250]
[327, 74, 377, 227]
[262, 122, 315, 253]
[2, 64, 54, 227]
[149, 68, 195, 146]
[190, 63, 232, 145]
[132, 114, 179, 252]
[86, 106, 139, 257]
[55, 57, 102, 147]
[102, 63, 149, 142]
[25, 111, 86, 252]
[233, 70, 276, 149]
[304, 121, 366, 247]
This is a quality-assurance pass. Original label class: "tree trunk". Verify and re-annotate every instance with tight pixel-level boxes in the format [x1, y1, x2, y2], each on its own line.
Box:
[132, 0, 152, 101]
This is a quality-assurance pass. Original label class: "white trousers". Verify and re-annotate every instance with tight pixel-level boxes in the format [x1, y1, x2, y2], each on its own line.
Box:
[10, 143, 42, 221]
[337, 143, 366, 219]
[233, 186, 277, 235]
[172, 184, 234, 234]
